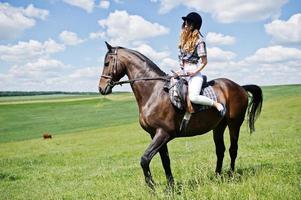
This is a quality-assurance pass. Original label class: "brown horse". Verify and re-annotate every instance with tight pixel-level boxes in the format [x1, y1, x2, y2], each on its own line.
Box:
[98, 42, 262, 189]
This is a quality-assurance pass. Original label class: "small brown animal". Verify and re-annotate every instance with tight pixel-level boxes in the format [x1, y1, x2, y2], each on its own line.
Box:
[43, 133, 52, 139]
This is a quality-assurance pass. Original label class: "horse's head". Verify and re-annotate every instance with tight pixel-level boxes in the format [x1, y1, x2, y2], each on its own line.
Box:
[98, 42, 126, 95]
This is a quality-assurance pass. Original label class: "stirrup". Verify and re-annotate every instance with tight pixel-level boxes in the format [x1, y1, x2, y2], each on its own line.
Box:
[180, 112, 191, 133]
[219, 103, 226, 117]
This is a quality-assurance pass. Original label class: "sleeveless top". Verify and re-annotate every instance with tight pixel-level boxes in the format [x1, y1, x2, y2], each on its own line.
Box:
[178, 35, 207, 64]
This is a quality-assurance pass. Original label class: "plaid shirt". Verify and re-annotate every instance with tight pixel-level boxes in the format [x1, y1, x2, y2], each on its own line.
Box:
[178, 35, 207, 64]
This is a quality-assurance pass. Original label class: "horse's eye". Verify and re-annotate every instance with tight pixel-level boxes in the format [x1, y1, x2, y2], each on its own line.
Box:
[104, 62, 109, 67]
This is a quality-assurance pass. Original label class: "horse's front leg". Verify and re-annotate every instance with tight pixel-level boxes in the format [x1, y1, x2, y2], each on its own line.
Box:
[159, 144, 174, 187]
[140, 128, 170, 189]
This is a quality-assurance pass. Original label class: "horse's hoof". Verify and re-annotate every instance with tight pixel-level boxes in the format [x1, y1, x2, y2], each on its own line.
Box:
[215, 170, 222, 176]
[146, 178, 156, 190]
[148, 183, 156, 191]
[167, 179, 175, 190]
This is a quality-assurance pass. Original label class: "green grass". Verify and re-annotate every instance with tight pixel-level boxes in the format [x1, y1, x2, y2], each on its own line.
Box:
[0, 85, 300, 199]
[0, 93, 137, 143]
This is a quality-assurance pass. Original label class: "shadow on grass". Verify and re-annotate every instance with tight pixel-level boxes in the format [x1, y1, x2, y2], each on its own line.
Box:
[161, 163, 273, 195]
[0, 172, 21, 182]
[235, 163, 273, 177]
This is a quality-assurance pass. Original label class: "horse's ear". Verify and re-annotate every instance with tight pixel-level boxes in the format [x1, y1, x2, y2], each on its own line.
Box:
[105, 41, 112, 52]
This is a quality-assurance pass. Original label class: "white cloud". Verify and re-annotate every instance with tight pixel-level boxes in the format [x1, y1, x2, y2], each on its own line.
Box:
[52, 66, 104, 91]
[0, 58, 67, 91]
[265, 13, 301, 44]
[69, 66, 100, 79]
[0, 63, 102, 92]
[113, 0, 123, 3]
[156, 0, 288, 23]
[59, 31, 85, 46]
[23, 4, 49, 20]
[207, 47, 236, 62]
[42, 66, 101, 91]
[89, 31, 106, 40]
[62, 0, 95, 13]
[0, 61, 101, 92]
[203, 45, 301, 86]
[99, 0, 110, 9]
[201, 47, 237, 79]
[2, 44, 300, 92]
[0, 3, 49, 40]
[243, 45, 301, 63]
[0, 39, 65, 63]
[134, 43, 170, 61]
[133, 43, 177, 72]
[44, 39, 66, 53]
[0, 37, 70, 91]
[206, 32, 236, 46]
[98, 10, 169, 46]
[10, 58, 65, 75]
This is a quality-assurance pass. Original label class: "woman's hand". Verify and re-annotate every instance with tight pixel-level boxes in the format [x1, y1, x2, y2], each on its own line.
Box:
[174, 70, 182, 76]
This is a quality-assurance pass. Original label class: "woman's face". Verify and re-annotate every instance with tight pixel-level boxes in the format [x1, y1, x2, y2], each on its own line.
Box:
[184, 20, 194, 31]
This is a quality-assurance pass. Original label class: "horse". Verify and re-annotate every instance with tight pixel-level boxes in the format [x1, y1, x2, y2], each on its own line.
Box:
[98, 42, 263, 189]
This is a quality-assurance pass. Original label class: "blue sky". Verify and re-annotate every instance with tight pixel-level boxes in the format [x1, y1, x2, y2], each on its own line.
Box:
[0, 0, 300, 92]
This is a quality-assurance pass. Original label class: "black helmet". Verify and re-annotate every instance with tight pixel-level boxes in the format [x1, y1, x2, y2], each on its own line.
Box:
[182, 12, 202, 30]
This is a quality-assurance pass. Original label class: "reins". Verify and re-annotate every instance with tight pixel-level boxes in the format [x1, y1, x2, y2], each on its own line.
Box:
[101, 47, 189, 87]
[101, 74, 189, 87]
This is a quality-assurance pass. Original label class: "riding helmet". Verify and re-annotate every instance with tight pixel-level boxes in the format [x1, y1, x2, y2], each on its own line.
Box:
[182, 12, 202, 30]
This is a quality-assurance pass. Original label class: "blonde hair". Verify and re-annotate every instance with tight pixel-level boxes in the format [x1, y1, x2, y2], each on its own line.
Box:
[179, 26, 199, 54]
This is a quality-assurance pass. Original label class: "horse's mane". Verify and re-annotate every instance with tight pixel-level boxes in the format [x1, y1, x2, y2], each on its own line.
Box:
[121, 47, 167, 76]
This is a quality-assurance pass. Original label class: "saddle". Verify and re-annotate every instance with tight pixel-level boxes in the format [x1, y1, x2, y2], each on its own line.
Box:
[165, 75, 218, 133]
[166, 75, 217, 114]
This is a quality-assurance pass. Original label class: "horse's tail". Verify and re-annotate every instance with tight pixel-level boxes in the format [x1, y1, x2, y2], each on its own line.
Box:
[242, 85, 263, 133]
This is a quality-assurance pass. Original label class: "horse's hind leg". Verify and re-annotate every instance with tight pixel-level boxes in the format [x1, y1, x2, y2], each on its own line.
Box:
[228, 118, 244, 172]
[213, 120, 227, 174]
[159, 144, 174, 187]
[140, 128, 170, 189]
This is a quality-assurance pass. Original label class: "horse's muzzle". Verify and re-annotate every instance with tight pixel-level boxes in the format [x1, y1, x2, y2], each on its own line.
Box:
[99, 84, 112, 95]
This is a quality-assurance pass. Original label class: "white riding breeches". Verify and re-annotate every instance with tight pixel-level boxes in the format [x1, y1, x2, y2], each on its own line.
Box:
[183, 63, 214, 106]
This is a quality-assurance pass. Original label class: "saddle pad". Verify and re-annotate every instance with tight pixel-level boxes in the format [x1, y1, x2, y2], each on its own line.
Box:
[192, 85, 217, 112]
[168, 78, 187, 110]
[168, 77, 218, 112]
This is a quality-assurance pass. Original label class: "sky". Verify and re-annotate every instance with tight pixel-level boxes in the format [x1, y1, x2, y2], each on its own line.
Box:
[0, 0, 300, 92]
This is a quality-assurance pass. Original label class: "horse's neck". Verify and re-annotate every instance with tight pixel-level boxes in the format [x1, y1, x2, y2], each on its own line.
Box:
[125, 58, 161, 80]
[125, 56, 164, 107]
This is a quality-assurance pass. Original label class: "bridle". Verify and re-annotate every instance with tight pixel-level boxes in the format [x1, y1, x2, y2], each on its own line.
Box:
[101, 47, 119, 87]
[100, 47, 188, 87]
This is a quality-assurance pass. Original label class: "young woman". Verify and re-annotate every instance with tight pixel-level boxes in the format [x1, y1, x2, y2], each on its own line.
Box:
[178, 12, 225, 114]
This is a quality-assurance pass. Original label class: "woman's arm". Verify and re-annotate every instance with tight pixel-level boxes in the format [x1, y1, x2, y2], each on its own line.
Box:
[198, 55, 207, 71]
[188, 55, 207, 76]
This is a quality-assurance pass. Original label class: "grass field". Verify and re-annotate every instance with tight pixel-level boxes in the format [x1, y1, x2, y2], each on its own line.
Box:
[0, 85, 300, 199]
